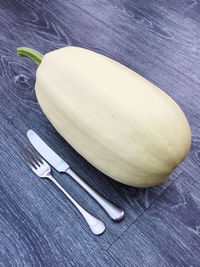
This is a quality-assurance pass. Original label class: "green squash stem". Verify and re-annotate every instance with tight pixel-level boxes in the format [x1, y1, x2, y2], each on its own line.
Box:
[17, 47, 43, 65]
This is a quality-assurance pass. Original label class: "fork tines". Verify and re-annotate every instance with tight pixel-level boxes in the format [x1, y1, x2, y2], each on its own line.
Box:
[21, 146, 43, 169]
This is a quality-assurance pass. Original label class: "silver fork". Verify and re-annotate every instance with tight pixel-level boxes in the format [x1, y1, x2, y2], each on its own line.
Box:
[21, 146, 106, 235]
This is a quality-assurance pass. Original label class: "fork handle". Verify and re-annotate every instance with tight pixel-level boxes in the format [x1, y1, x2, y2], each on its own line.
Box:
[65, 168, 125, 221]
[48, 174, 105, 235]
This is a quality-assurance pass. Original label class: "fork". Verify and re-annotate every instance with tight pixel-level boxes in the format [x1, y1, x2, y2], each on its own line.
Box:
[21, 146, 106, 235]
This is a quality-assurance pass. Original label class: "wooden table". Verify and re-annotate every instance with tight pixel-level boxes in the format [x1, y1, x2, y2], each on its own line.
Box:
[0, 1, 199, 266]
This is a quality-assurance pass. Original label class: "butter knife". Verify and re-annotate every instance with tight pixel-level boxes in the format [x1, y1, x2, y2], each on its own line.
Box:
[27, 130, 125, 221]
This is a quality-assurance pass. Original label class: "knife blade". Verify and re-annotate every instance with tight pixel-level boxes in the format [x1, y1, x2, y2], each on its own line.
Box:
[27, 130, 70, 172]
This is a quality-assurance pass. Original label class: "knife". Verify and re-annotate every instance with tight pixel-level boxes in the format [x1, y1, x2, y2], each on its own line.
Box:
[27, 130, 125, 221]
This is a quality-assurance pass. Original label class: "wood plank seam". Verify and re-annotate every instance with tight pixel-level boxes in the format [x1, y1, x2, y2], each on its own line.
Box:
[106, 170, 184, 252]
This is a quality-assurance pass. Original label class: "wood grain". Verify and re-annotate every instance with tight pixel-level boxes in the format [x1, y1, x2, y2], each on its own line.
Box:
[0, 0, 199, 266]
[108, 172, 200, 266]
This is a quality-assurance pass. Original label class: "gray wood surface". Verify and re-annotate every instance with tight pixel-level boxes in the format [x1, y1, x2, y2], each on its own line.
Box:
[0, 0, 199, 266]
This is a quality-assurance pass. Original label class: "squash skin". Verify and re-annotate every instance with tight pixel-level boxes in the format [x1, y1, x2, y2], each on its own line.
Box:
[35, 46, 191, 187]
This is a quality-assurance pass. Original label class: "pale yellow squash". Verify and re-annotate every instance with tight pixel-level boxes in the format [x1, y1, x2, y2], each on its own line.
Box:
[18, 46, 191, 187]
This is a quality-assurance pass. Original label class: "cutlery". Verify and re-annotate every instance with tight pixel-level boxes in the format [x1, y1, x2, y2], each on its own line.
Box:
[21, 146, 106, 235]
[27, 130, 125, 221]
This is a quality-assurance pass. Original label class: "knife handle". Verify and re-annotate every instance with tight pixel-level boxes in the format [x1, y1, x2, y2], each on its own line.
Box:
[65, 168, 125, 221]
